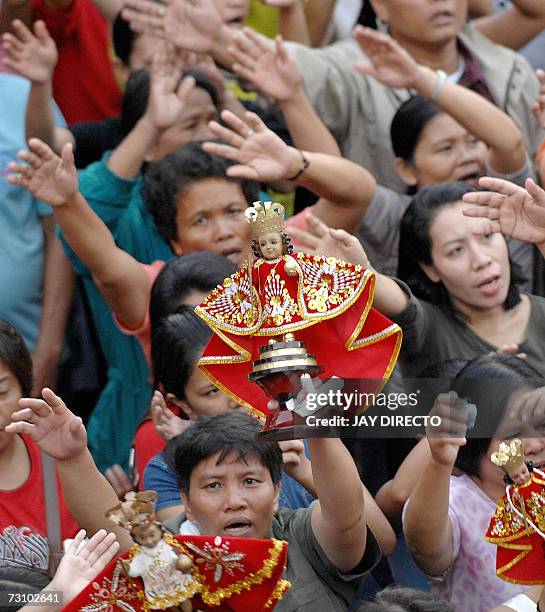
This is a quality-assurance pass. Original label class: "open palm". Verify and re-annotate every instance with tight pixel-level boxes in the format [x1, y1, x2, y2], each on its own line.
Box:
[352, 26, 420, 89]
[165, 0, 222, 53]
[463, 177, 545, 245]
[2, 20, 57, 84]
[146, 49, 194, 131]
[230, 30, 301, 101]
[8, 140, 77, 207]
[203, 110, 295, 181]
[8, 388, 87, 461]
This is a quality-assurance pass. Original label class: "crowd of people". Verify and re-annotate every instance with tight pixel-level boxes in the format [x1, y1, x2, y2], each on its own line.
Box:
[2, 0, 545, 610]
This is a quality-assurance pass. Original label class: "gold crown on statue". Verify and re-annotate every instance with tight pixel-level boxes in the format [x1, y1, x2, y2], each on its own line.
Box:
[105, 490, 159, 531]
[244, 201, 285, 238]
[491, 439, 525, 474]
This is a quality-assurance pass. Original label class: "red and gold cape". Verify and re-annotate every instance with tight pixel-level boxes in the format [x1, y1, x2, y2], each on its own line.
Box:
[63, 534, 290, 611]
[485, 471, 545, 584]
[195, 253, 402, 419]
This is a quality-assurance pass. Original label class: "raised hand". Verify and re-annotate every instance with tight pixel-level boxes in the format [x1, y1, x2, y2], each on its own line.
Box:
[532, 69, 545, 129]
[6, 388, 87, 461]
[229, 28, 301, 102]
[151, 390, 190, 440]
[105, 464, 135, 499]
[48, 529, 120, 604]
[8, 140, 78, 207]
[122, 0, 167, 36]
[462, 176, 545, 246]
[144, 47, 195, 132]
[2, 20, 57, 84]
[202, 109, 301, 181]
[426, 392, 469, 468]
[164, 0, 223, 53]
[352, 25, 421, 90]
[287, 213, 371, 267]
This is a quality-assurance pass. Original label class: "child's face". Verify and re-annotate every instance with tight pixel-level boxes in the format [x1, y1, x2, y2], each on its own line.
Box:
[133, 523, 163, 548]
[258, 232, 283, 260]
[509, 463, 530, 486]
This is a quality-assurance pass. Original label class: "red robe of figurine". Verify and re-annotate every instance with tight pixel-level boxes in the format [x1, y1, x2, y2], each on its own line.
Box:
[485, 469, 545, 584]
[196, 252, 402, 419]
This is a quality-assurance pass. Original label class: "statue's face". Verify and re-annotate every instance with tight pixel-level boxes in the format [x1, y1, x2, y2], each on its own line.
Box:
[258, 233, 283, 260]
[509, 463, 530, 486]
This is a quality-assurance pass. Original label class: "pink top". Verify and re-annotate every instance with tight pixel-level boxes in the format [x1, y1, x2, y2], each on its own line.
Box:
[115, 260, 164, 365]
[429, 474, 528, 611]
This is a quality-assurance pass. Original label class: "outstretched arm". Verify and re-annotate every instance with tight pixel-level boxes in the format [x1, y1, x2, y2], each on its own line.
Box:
[8, 139, 153, 329]
[403, 393, 468, 576]
[475, 0, 545, 51]
[287, 214, 410, 318]
[308, 436, 368, 572]
[375, 438, 431, 532]
[107, 46, 195, 179]
[6, 389, 134, 551]
[353, 26, 526, 176]
[229, 28, 341, 157]
[463, 176, 545, 259]
[2, 19, 73, 152]
[203, 110, 375, 233]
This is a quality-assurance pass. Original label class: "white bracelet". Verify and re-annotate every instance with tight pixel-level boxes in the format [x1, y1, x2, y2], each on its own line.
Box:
[430, 69, 447, 102]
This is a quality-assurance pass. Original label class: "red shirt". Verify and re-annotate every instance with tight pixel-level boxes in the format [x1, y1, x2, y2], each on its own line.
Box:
[31, 0, 122, 124]
[0, 435, 79, 573]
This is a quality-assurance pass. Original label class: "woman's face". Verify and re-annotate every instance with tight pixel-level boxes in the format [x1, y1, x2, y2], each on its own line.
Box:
[372, 0, 467, 46]
[398, 113, 487, 188]
[151, 87, 217, 162]
[421, 201, 511, 314]
[0, 361, 22, 452]
[171, 178, 252, 267]
[183, 364, 240, 418]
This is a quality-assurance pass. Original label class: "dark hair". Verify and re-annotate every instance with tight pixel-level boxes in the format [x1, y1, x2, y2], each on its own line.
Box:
[354, 586, 454, 611]
[397, 182, 522, 320]
[112, 14, 134, 67]
[149, 252, 237, 331]
[0, 319, 32, 397]
[391, 96, 442, 163]
[142, 142, 259, 244]
[357, 2, 378, 28]
[121, 68, 220, 137]
[251, 233, 293, 258]
[167, 411, 283, 494]
[446, 353, 541, 477]
[151, 307, 212, 400]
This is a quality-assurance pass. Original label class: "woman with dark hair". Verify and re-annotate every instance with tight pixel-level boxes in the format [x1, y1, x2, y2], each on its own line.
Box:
[332, 180, 545, 379]
[0, 320, 79, 577]
[403, 353, 545, 610]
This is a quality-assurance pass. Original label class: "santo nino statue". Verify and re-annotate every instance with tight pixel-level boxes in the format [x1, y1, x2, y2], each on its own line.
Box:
[485, 439, 545, 584]
[195, 201, 402, 420]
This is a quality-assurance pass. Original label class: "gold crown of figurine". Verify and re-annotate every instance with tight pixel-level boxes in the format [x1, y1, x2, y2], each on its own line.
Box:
[105, 490, 159, 531]
[491, 439, 525, 474]
[244, 201, 285, 238]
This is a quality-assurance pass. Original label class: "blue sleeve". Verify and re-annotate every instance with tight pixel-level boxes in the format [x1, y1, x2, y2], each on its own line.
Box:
[279, 440, 314, 510]
[143, 454, 181, 511]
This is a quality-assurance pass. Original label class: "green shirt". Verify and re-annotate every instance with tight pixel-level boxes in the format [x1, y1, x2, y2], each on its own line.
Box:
[164, 507, 380, 612]
[393, 280, 545, 378]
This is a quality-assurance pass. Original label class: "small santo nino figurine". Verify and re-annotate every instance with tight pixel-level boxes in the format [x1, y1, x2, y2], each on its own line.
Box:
[195, 201, 402, 421]
[485, 439, 545, 584]
[106, 491, 198, 611]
